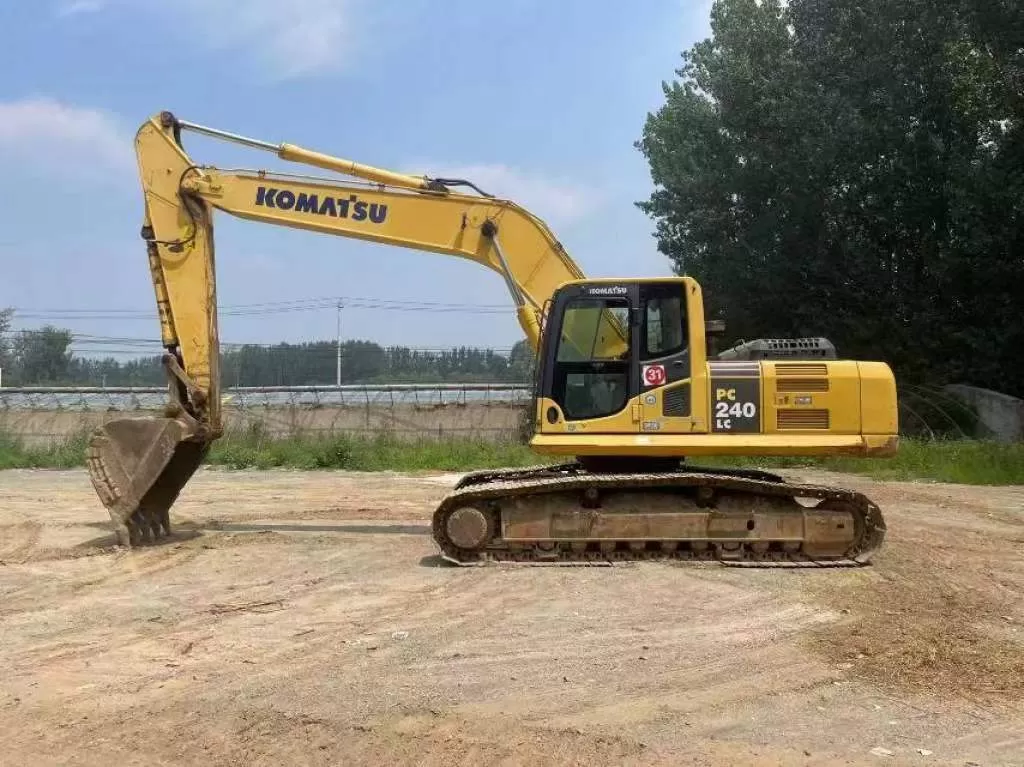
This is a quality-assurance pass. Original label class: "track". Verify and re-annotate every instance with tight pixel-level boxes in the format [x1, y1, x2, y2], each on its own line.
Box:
[432, 463, 886, 567]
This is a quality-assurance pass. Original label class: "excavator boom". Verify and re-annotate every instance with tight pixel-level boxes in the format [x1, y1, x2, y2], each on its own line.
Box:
[88, 110, 895, 566]
[89, 110, 588, 545]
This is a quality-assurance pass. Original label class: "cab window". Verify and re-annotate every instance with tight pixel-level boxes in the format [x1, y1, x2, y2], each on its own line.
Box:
[553, 298, 630, 420]
[556, 299, 629, 362]
[643, 294, 686, 360]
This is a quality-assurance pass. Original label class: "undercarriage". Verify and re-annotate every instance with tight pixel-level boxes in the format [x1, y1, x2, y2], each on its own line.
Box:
[432, 462, 886, 567]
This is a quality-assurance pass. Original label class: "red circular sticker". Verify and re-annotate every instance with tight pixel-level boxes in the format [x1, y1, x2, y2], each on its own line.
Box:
[643, 364, 666, 386]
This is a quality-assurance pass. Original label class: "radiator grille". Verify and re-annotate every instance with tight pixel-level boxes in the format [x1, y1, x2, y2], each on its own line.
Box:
[776, 378, 829, 393]
[775, 363, 828, 377]
[777, 409, 830, 430]
[662, 385, 691, 417]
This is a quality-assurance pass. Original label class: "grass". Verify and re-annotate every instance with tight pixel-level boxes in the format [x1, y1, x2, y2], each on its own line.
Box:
[0, 427, 1022, 485]
[705, 438, 1024, 485]
[0, 430, 91, 470]
[208, 430, 542, 472]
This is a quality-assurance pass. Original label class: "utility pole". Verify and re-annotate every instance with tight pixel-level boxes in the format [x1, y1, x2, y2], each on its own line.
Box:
[335, 300, 343, 387]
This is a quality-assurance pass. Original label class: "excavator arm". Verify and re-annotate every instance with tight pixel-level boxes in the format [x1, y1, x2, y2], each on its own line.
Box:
[87, 110, 613, 545]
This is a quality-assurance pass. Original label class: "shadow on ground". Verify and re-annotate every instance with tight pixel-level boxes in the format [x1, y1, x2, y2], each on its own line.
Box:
[203, 522, 431, 536]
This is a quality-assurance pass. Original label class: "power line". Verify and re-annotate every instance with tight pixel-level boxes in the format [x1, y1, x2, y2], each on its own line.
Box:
[7, 294, 512, 321]
[66, 347, 514, 353]
[66, 347, 516, 355]
[9, 295, 507, 311]
[8, 330, 511, 347]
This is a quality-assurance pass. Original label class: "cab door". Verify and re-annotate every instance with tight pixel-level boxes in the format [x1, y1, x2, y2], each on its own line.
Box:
[536, 283, 642, 434]
[637, 282, 700, 434]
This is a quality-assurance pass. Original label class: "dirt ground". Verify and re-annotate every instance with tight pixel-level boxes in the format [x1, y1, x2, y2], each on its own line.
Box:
[1, 467, 1022, 766]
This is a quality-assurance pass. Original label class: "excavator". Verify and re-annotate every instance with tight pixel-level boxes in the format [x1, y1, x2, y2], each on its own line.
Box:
[86, 111, 898, 566]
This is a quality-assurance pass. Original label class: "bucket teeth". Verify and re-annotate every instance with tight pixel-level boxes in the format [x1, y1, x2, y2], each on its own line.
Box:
[86, 416, 208, 547]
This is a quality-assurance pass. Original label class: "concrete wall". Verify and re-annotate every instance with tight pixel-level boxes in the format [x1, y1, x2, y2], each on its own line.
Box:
[0, 402, 527, 448]
[943, 384, 1024, 442]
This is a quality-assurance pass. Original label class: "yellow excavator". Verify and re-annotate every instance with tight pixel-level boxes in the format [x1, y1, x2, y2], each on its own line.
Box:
[86, 110, 898, 566]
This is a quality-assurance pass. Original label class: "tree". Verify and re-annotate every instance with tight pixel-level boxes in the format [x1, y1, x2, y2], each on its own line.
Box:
[637, 0, 1024, 394]
[508, 340, 535, 382]
[0, 305, 10, 368]
[0, 308, 11, 383]
[0, 319, 532, 387]
[12, 326, 73, 385]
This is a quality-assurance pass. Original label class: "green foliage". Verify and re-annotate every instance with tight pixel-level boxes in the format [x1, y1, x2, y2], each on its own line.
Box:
[1, 336, 535, 387]
[7, 326, 74, 386]
[516, 397, 537, 445]
[207, 430, 541, 472]
[637, 0, 1024, 396]
[219, 340, 532, 385]
[707, 439, 1024, 486]
[0, 308, 11, 378]
[507, 340, 535, 383]
[1, 429, 1020, 485]
[897, 385, 982, 439]
[0, 431, 91, 470]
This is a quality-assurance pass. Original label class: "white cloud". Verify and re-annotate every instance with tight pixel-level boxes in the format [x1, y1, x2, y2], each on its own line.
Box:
[0, 97, 132, 180]
[159, 0, 355, 80]
[50, 0, 365, 81]
[55, 0, 106, 17]
[409, 162, 604, 225]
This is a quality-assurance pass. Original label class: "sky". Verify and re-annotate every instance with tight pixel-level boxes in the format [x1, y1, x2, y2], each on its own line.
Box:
[0, 0, 714, 358]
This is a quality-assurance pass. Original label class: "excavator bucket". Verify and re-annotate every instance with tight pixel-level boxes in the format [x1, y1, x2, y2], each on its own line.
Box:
[86, 416, 209, 547]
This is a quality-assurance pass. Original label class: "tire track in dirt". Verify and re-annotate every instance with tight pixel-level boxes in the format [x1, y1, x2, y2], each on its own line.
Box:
[784, 474, 1024, 707]
[0, 522, 42, 564]
[1, 527, 436, 686]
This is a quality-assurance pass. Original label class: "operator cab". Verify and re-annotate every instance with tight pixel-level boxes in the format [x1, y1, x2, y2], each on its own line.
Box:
[536, 278, 698, 429]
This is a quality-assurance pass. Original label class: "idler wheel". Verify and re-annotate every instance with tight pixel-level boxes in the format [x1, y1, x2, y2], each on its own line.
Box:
[446, 507, 491, 550]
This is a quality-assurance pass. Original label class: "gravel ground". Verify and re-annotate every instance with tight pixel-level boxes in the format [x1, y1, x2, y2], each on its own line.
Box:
[1, 466, 1022, 766]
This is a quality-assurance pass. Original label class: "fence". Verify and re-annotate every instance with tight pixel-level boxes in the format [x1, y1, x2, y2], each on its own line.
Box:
[0, 381, 1016, 448]
[0, 384, 534, 447]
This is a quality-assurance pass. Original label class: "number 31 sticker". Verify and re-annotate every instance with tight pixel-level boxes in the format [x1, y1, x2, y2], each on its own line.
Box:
[642, 364, 666, 387]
